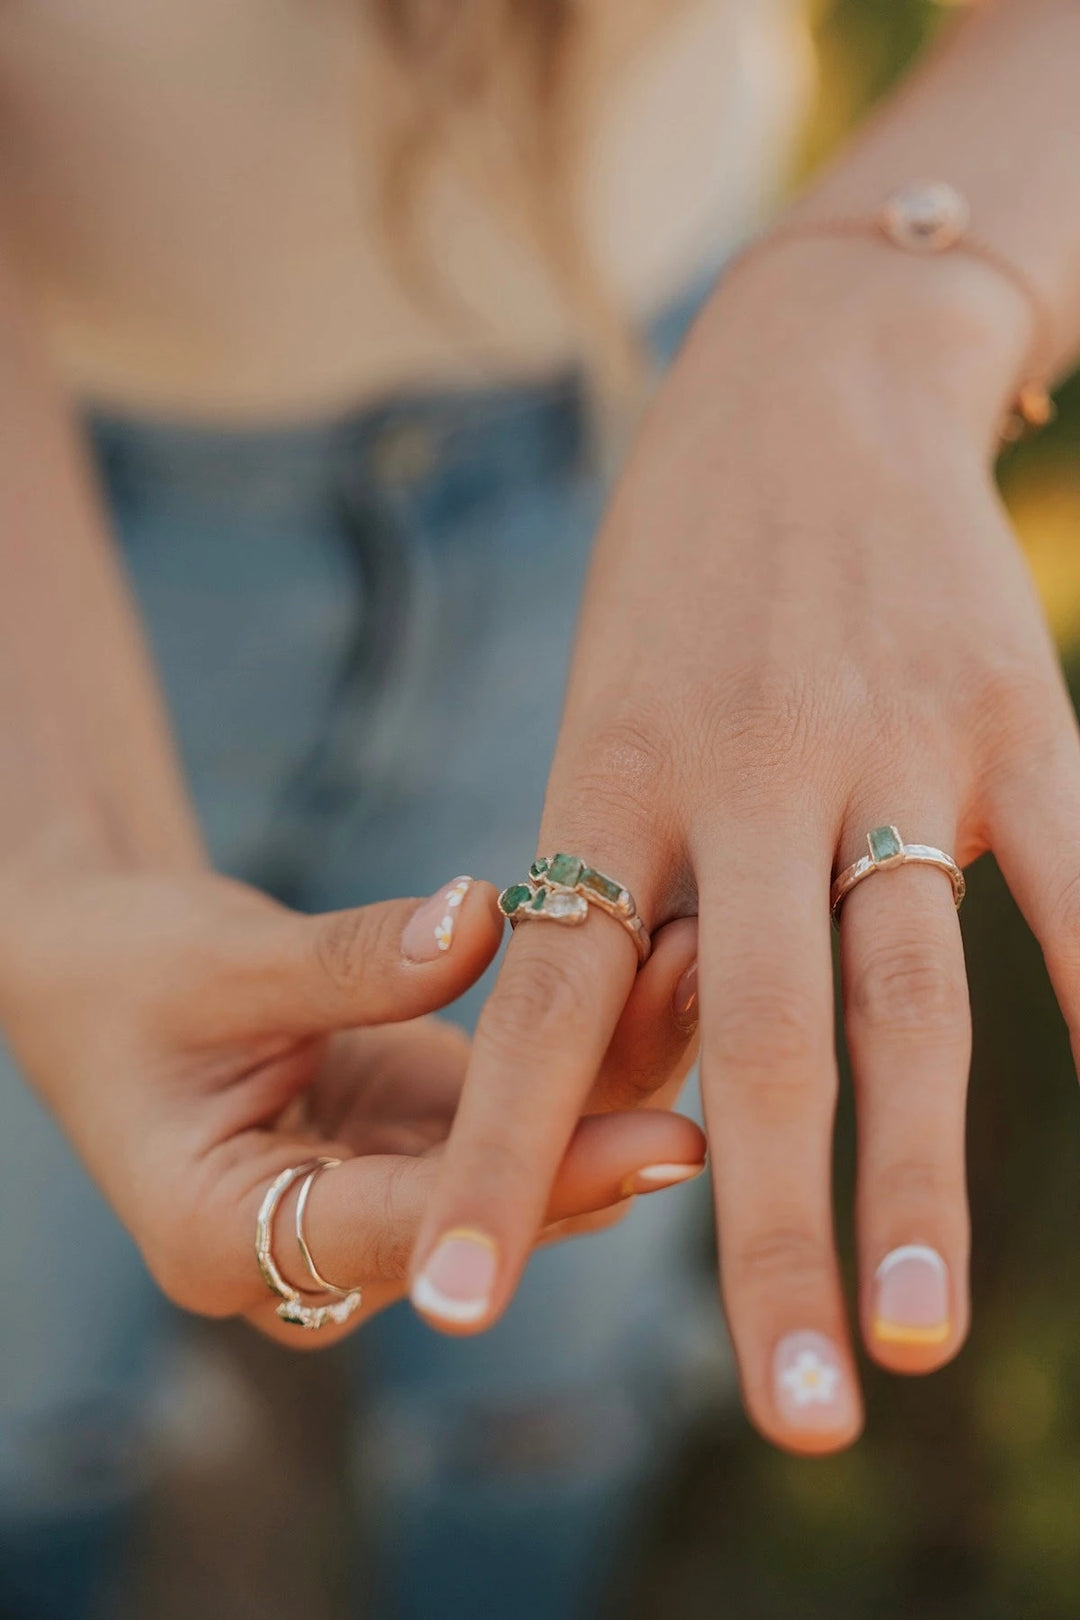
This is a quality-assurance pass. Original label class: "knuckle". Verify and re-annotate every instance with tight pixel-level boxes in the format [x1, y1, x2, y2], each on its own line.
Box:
[872, 1156, 956, 1211]
[313, 905, 393, 996]
[969, 659, 1067, 776]
[480, 949, 591, 1053]
[708, 982, 826, 1081]
[554, 713, 674, 845]
[1049, 866, 1080, 956]
[704, 662, 836, 786]
[729, 1224, 832, 1293]
[369, 1159, 416, 1281]
[847, 942, 968, 1039]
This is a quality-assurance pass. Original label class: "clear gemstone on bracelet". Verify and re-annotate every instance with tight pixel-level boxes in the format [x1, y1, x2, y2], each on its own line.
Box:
[879, 182, 970, 254]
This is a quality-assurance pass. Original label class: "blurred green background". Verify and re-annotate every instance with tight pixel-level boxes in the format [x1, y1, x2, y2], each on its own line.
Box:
[632, 5, 1080, 1616]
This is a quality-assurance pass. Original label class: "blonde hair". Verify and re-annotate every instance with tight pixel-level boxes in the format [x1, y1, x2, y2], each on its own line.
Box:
[369, 0, 652, 417]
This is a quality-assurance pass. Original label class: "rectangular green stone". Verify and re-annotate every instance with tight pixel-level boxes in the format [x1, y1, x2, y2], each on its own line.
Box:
[548, 853, 584, 887]
[868, 825, 903, 864]
[581, 867, 622, 906]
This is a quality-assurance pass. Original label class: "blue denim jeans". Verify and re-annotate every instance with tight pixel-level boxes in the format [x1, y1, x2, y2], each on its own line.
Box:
[0, 289, 729, 1619]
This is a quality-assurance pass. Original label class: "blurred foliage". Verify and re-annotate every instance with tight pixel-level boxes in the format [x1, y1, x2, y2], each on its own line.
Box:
[634, 4, 1080, 1616]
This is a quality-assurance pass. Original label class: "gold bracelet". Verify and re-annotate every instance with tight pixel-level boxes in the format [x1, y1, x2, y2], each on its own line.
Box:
[737, 181, 1055, 444]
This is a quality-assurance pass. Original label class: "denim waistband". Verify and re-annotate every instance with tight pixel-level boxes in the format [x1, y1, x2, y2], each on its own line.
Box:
[85, 271, 717, 523]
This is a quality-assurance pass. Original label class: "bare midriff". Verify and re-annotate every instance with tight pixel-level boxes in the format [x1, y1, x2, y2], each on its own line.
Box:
[0, 0, 811, 420]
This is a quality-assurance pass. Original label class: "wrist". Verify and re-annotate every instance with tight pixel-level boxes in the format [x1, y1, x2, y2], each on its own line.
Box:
[700, 231, 1035, 455]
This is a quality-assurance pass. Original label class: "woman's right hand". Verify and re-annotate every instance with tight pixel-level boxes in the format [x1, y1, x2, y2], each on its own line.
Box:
[0, 860, 705, 1344]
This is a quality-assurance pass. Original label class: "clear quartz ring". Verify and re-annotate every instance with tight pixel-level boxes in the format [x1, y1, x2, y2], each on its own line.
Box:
[499, 853, 651, 964]
[255, 1158, 363, 1330]
[830, 825, 965, 924]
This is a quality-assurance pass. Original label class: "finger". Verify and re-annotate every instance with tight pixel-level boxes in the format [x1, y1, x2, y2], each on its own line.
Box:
[251, 1194, 643, 1350]
[699, 823, 862, 1455]
[590, 916, 700, 1111]
[837, 812, 971, 1375]
[986, 731, 1080, 1064]
[266, 877, 505, 1036]
[408, 893, 640, 1335]
[160, 1098, 704, 1327]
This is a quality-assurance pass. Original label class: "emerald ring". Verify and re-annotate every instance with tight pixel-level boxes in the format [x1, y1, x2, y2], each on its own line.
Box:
[499, 853, 651, 965]
[830, 825, 965, 924]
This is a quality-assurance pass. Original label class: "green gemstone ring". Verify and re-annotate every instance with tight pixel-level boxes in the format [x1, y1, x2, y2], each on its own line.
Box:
[499, 853, 651, 964]
[830, 825, 965, 924]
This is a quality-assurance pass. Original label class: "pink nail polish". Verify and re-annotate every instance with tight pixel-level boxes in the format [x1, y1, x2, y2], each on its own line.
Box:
[412, 1229, 497, 1325]
[873, 1245, 950, 1347]
[773, 1331, 853, 1432]
[672, 960, 699, 1026]
[401, 877, 473, 963]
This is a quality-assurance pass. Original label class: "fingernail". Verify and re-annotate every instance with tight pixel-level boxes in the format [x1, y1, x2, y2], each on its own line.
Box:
[774, 1331, 852, 1431]
[672, 960, 699, 1027]
[411, 1229, 497, 1325]
[872, 1245, 950, 1346]
[626, 1161, 706, 1195]
[402, 877, 473, 963]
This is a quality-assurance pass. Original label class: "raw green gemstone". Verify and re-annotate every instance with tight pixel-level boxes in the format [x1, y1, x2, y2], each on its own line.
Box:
[500, 883, 533, 915]
[529, 858, 550, 880]
[548, 853, 584, 887]
[530, 886, 549, 911]
[580, 867, 623, 906]
[868, 825, 903, 864]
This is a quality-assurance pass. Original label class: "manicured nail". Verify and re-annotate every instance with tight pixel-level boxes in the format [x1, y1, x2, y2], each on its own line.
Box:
[402, 877, 473, 963]
[626, 1161, 706, 1195]
[672, 960, 699, 1027]
[411, 1229, 497, 1325]
[774, 1331, 851, 1431]
[872, 1245, 950, 1346]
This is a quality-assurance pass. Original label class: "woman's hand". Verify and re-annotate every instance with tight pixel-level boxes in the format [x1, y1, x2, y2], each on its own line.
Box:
[410, 239, 1080, 1448]
[0, 863, 705, 1346]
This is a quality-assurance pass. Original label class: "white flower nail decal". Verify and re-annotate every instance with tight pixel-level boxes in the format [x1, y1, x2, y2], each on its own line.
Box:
[435, 877, 471, 951]
[779, 1348, 840, 1408]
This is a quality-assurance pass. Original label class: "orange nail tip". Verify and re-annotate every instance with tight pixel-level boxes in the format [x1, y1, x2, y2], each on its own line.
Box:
[872, 1318, 950, 1347]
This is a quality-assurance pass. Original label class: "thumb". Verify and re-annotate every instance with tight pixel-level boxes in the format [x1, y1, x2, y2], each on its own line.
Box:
[267, 876, 505, 1036]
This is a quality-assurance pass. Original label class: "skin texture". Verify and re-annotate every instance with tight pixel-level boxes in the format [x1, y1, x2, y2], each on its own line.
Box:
[2, 0, 1080, 1457]
[0, 867, 704, 1349]
[409, 0, 1080, 1454]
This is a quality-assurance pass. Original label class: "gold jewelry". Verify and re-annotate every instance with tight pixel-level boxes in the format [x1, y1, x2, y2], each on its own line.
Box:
[744, 181, 1055, 443]
[831, 824, 965, 924]
[255, 1159, 363, 1330]
[295, 1159, 357, 1298]
[499, 853, 651, 964]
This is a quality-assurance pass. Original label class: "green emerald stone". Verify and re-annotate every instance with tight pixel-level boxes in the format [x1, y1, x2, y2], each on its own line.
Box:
[580, 867, 623, 906]
[499, 883, 533, 916]
[529, 858, 550, 880]
[548, 853, 584, 887]
[530, 886, 549, 910]
[868, 825, 903, 864]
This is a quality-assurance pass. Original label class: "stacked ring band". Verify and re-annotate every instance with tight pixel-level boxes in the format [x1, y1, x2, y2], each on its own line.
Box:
[499, 853, 651, 964]
[255, 1157, 364, 1330]
[830, 825, 965, 924]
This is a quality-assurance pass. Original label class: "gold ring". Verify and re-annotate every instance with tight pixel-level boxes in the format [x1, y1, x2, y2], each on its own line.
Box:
[295, 1159, 357, 1298]
[830, 825, 965, 924]
[254, 1158, 364, 1330]
[499, 853, 651, 964]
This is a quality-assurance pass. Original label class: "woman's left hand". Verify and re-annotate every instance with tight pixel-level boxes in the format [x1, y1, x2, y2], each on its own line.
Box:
[410, 238, 1080, 1452]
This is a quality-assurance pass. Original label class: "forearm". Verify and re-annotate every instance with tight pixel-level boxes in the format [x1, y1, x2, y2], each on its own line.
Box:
[0, 249, 204, 888]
